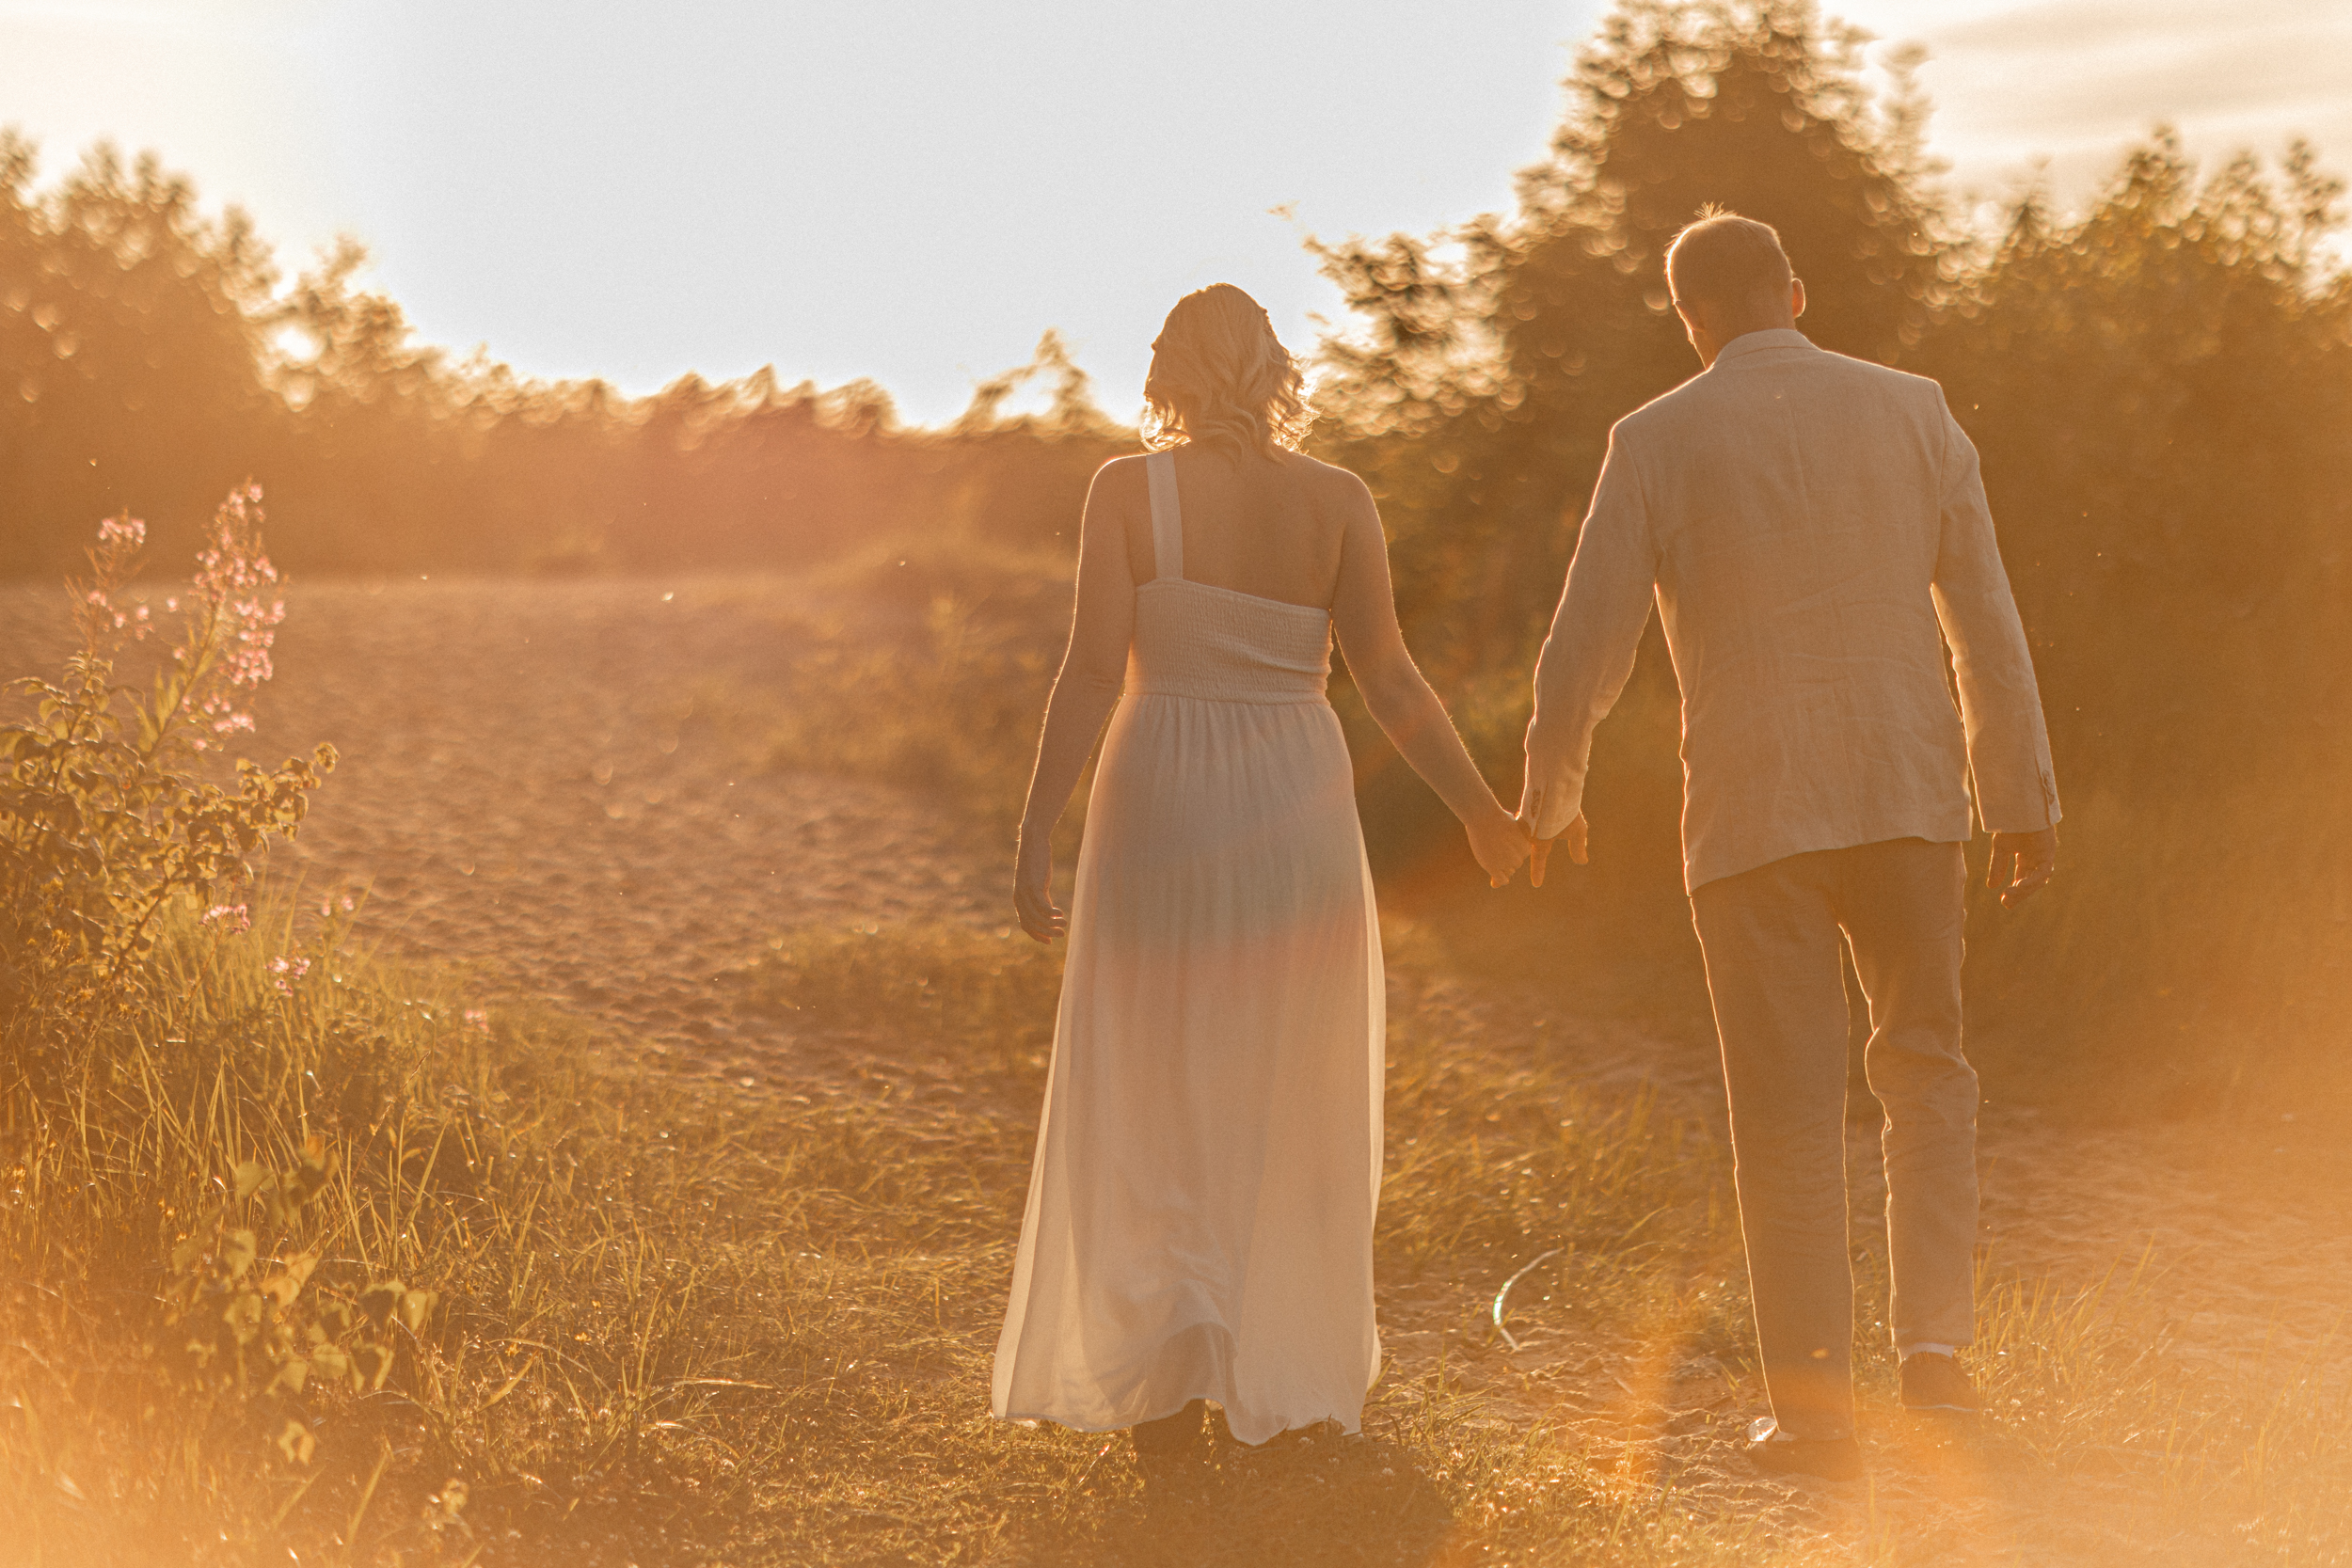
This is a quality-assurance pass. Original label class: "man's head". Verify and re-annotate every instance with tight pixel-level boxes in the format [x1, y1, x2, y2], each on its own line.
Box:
[1665, 210, 1805, 367]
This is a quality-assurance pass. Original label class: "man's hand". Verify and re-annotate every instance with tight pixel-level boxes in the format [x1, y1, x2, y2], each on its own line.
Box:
[1519, 787, 1590, 889]
[1987, 826, 2058, 910]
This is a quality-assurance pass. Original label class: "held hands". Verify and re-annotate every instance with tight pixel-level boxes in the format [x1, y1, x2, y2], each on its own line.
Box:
[1987, 826, 2058, 909]
[1467, 805, 1534, 887]
[1013, 832, 1066, 943]
[1516, 785, 1589, 888]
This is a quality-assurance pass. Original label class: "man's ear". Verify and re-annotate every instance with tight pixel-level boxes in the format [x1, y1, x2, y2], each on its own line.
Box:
[1789, 277, 1807, 320]
[1674, 295, 1708, 341]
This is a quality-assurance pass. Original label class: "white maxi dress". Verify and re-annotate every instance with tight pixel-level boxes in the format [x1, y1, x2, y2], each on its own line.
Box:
[992, 451, 1386, 1445]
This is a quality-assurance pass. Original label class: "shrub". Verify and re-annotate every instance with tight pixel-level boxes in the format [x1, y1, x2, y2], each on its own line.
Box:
[1, 486, 333, 1027]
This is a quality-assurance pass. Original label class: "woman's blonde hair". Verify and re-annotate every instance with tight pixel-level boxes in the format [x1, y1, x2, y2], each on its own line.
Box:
[1141, 284, 1311, 460]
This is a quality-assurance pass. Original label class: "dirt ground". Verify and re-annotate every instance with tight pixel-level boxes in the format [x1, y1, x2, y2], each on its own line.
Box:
[7, 576, 2347, 1557]
[2, 577, 993, 1082]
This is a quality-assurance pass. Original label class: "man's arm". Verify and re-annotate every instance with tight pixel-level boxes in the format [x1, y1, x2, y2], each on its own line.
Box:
[1927, 390, 2062, 905]
[1521, 426, 1660, 879]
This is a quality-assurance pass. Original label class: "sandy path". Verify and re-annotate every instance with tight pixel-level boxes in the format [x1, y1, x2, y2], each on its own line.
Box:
[0, 578, 996, 1077]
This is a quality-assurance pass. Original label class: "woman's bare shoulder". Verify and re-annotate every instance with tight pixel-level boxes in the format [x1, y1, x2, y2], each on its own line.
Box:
[1092, 451, 1153, 487]
[1279, 450, 1375, 506]
[1083, 453, 1154, 518]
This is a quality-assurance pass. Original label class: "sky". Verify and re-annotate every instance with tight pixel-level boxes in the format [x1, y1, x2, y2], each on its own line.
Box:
[3, 0, 2346, 426]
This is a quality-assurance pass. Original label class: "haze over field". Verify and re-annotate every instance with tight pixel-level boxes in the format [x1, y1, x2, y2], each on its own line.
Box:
[2, 0, 2345, 421]
[6, 4, 2352, 1560]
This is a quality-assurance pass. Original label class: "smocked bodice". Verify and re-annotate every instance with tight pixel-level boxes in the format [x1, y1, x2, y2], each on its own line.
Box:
[1125, 579, 1332, 704]
[1120, 452, 1332, 705]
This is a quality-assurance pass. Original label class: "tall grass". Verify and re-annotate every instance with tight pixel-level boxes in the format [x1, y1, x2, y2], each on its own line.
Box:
[2, 901, 784, 1562]
[7, 904, 2345, 1562]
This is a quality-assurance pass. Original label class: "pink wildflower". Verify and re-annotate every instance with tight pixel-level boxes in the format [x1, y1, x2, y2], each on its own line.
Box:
[267, 955, 311, 995]
[196, 689, 256, 737]
[202, 903, 251, 934]
[183, 483, 284, 737]
[98, 515, 145, 549]
[463, 1008, 490, 1033]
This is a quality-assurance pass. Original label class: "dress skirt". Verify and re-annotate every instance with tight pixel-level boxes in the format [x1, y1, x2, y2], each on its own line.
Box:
[991, 689, 1385, 1445]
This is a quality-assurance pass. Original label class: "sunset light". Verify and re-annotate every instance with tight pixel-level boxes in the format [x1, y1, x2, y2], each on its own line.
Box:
[3, 3, 2347, 1563]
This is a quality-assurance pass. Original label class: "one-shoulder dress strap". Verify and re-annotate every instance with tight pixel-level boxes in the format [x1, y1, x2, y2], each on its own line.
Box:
[1144, 451, 1184, 582]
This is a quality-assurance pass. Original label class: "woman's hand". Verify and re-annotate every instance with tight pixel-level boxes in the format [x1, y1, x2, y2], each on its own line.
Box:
[1466, 805, 1533, 888]
[1013, 833, 1065, 942]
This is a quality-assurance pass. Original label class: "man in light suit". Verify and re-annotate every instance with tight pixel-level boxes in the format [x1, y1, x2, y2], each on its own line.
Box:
[1519, 211, 2061, 1481]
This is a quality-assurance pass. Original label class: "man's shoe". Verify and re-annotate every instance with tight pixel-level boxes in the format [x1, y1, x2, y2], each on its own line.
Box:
[1899, 1353, 1984, 1414]
[1744, 1418, 1865, 1481]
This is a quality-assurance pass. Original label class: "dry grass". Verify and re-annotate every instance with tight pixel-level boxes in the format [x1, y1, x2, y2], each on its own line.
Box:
[1, 903, 788, 1563]
[723, 920, 1062, 1076]
[715, 537, 1069, 838]
[6, 913, 2348, 1563]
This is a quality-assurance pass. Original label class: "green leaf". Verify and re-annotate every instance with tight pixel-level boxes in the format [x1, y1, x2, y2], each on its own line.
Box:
[275, 1418, 315, 1466]
[357, 1281, 405, 1330]
[224, 1290, 264, 1344]
[309, 1343, 351, 1387]
[353, 1342, 393, 1392]
[262, 1253, 318, 1308]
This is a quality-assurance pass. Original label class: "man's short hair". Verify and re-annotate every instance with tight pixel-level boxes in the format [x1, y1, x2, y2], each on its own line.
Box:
[1666, 210, 1793, 310]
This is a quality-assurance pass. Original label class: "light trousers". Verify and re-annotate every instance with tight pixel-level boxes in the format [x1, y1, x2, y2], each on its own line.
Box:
[1689, 837, 1978, 1441]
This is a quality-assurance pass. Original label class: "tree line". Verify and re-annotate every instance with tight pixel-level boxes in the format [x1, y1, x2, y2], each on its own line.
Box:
[0, 137, 1124, 579]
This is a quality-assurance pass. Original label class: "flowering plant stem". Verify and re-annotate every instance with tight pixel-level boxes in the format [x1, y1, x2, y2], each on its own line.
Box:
[1, 484, 334, 1017]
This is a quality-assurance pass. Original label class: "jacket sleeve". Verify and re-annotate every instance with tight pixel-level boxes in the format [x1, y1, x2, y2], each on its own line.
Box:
[1928, 389, 2062, 832]
[1521, 424, 1660, 840]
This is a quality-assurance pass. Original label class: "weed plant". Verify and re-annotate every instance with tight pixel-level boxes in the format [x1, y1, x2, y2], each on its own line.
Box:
[6, 896, 2344, 1561]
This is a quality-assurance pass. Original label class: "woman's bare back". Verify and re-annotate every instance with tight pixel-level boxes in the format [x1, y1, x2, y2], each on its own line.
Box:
[1116, 449, 1351, 610]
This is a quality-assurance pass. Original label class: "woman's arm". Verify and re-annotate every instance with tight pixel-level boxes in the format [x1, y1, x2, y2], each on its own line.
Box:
[1327, 473, 1529, 887]
[1012, 462, 1137, 941]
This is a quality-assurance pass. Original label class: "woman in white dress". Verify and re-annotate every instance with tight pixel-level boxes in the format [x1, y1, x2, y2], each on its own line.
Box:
[993, 284, 1529, 1472]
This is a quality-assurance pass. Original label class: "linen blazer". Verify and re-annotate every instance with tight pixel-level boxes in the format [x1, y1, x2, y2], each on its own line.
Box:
[1522, 328, 2060, 892]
